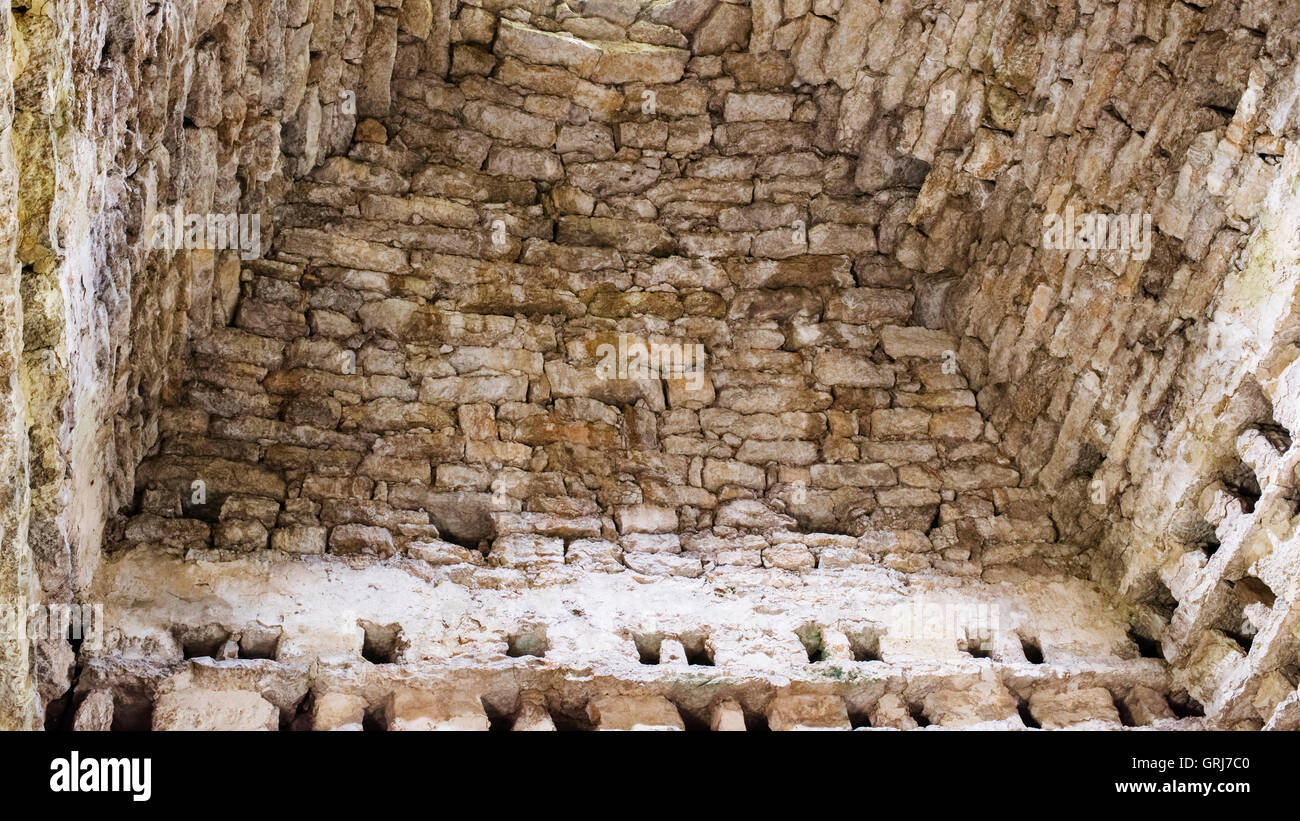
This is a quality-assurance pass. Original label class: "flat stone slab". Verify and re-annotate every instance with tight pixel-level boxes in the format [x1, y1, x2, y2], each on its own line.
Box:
[153, 690, 279, 731]
[588, 695, 684, 730]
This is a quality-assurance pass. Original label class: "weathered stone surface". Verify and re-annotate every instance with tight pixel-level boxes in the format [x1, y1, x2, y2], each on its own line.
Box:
[880, 326, 957, 359]
[692, 3, 750, 55]
[923, 680, 1021, 728]
[153, 690, 279, 731]
[868, 693, 917, 730]
[72, 691, 115, 731]
[813, 350, 894, 387]
[272, 526, 327, 555]
[387, 688, 489, 731]
[330, 524, 397, 557]
[313, 693, 368, 731]
[766, 695, 850, 730]
[489, 534, 565, 568]
[588, 695, 684, 730]
[9, 0, 1292, 738]
[495, 20, 602, 73]
[1028, 689, 1123, 730]
[591, 43, 690, 85]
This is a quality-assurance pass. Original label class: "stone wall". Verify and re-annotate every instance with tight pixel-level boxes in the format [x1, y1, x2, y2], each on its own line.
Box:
[0, 3, 37, 731]
[1, 0, 376, 728]
[922, 0, 1300, 726]
[5, 0, 1300, 730]
[122, 0, 1078, 589]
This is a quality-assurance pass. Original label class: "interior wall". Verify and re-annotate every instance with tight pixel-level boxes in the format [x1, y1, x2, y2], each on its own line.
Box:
[4, 0, 1300, 729]
[0, 1, 37, 731]
[0, 0, 382, 728]
[123, 0, 1079, 585]
[931, 0, 1300, 722]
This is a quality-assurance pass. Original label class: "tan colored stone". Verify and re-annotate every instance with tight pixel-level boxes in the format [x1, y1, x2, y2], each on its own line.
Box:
[153, 690, 279, 731]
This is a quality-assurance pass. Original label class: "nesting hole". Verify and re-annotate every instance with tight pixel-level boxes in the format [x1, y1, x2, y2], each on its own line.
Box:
[506, 625, 549, 658]
[359, 620, 405, 664]
[908, 703, 931, 728]
[110, 698, 153, 732]
[1166, 692, 1205, 718]
[1020, 636, 1045, 665]
[179, 486, 227, 523]
[795, 624, 827, 663]
[961, 629, 994, 660]
[1222, 458, 1262, 514]
[1257, 422, 1293, 451]
[1141, 578, 1179, 622]
[285, 693, 314, 731]
[44, 690, 77, 731]
[1174, 504, 1220, 558]
[1223, 627, 1255, 656]
[1017, 701, 1041, 729]
[361, 705, 388, 732]
[1233, 576, 1277, 609]
[1208, 593, 1255, 656]
[548, 705, 596, 732]
[1113, 696, 1136, 728]
[847, 706, 872, 729]
[632, 632, 663, 664]
[481, 697, 515, 732]
[174, 624, 231, 659]
[680, 633, 714, 666]
[679, 704, 712, 732]
[238, 625, 282, 660]
[1128, 627, 1164, 659]
[743, 709, 770, 732]
[1196, 533, 1222, 558]
[847, 628, 881, 662]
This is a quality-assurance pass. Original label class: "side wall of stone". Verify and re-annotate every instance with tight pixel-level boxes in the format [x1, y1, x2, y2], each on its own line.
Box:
[0, 3, 37, 731]
[1, 0, 402, 727]
[122, 0, 1067, 585]
[927, 0, 1300, 724]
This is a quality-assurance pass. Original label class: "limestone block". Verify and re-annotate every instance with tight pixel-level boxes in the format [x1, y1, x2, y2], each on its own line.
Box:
[399, 0, 434, 39]
[153, 690, 279, 731]
[693, 3, 751, 55]
[1121, 685, 1175, 726]
[715, 499, 796, 531]
[711, 698, 747, 731]
[73, 691, 115, 732]
[766, 694, 851, 730]
[358, 14, 399, 118]
[724, 92, 795, 122]
[513, 691, 556, 731]
[566, 538, 625, 572]
[868, 693, 917, 730]
[271, 526, 327, 554]
[329, 524, 397, 556]
[591, 43, 690, 85]
[923, 680, 1020, 727]
[588, 695, 684, 730]
[313, 693, 368, 730]
[622, 553, 704, 576]
[387, 688, 488, 731]
[879, 326, 958, 359]
[1028, 688, 1122, 730]
[489, 534, 565, 568]
[494, 20, 602, 73]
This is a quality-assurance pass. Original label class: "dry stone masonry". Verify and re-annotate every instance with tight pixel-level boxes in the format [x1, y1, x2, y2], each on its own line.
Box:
[1, 0, 1299, 731]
